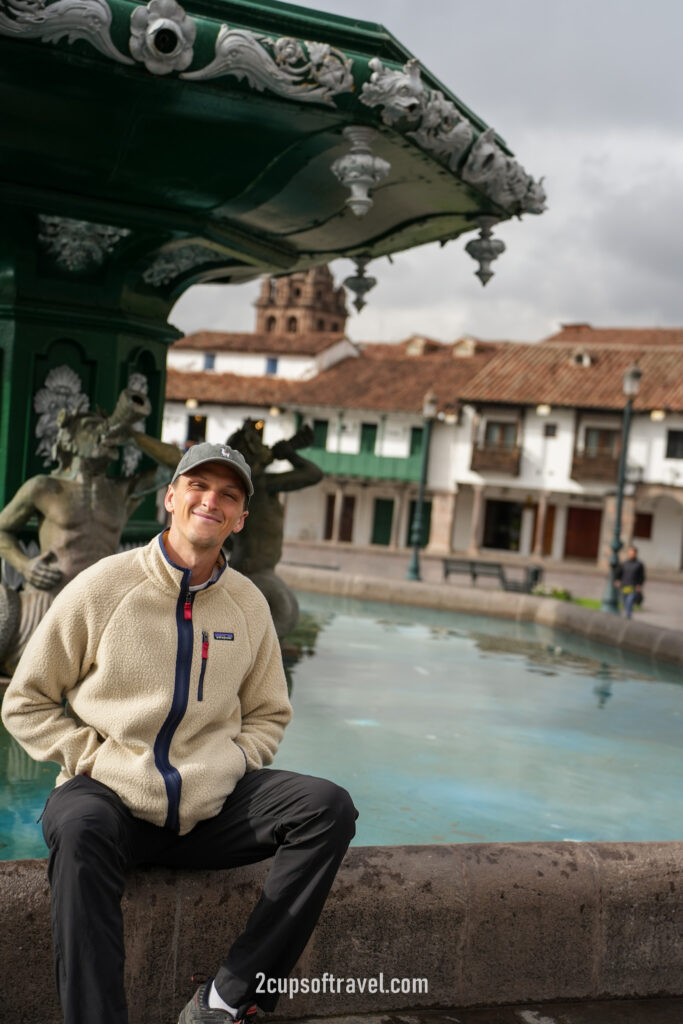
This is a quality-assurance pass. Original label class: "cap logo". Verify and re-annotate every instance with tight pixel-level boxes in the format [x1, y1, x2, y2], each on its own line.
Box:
[220, 447, 231, 458]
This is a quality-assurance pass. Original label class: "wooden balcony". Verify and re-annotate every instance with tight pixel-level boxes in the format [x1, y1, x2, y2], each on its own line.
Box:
[470, 445, 521, 475]
[304, 448, 423, 482]
[571, 452, 620, 482]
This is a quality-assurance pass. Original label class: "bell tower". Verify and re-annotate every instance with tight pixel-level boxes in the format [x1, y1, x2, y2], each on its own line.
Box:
[255, 266, 348, 335]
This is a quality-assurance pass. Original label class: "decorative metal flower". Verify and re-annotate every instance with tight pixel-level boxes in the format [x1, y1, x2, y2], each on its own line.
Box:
[130, 0, 196, 75]
[273, 36, 304, 66]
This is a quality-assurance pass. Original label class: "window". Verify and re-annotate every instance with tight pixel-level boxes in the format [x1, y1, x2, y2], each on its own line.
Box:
[203, 353, 215, 371]
[665, 430, 683, 459]
[633, 512, 653, 539]
[485, 421, 516, 450]
[317, 319, 325, 331]
[544, 423, 557, 438]
[409, 426, 424, 457]
[186, 414, 206, 444]
[312, 419, 328, 448]
[585, 428, 618, 456]
[324, 493, 335, 540]
[265, 316, 276, 333]
[265, 357, 278, 376]
[286, 316, 298, 333]
[360, 422, 377, 454]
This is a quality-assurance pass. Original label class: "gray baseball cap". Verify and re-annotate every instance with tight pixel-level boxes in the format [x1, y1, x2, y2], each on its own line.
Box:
[171, 442, 254, 497]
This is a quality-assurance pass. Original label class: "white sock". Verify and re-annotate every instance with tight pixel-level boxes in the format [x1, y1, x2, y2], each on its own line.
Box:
[208, 981, 239, 1016]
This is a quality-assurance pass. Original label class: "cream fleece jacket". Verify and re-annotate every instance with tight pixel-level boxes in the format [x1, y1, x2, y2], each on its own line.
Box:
[1, 534, 292, 834]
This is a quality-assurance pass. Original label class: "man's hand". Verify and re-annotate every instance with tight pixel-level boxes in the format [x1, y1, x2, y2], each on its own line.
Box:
[25, 551, 62, 590]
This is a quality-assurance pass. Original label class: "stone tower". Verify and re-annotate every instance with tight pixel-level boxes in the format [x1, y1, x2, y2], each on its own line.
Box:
[255, 266, 348, 335]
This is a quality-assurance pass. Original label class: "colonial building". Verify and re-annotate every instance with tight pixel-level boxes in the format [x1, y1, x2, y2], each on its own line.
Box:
[164, 272, 683, 571]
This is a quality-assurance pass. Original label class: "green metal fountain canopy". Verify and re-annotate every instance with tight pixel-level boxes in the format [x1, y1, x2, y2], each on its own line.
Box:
[0, 0, 545, 295]
[0, 0, 545, 519]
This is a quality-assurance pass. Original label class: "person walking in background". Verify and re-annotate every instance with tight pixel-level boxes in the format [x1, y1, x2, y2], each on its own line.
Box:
[615, 544, 646, 619]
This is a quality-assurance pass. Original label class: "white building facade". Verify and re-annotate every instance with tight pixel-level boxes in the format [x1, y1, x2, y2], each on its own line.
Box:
[163, 280, 683, 572]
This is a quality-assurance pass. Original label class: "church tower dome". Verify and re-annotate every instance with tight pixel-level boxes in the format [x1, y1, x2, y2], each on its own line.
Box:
[255, 265, 348, 336]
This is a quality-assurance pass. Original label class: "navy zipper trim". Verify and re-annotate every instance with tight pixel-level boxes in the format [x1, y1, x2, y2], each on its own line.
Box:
[153, 534, 228, 832]
[153, 568, 193, 832]
[197, 632, 209, 701]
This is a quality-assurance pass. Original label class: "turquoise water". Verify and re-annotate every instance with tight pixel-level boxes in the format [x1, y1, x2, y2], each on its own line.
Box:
[1, 592, 681, 858]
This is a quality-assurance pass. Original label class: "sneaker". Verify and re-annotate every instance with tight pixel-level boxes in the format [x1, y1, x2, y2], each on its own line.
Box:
[178, 981, 257, 1024]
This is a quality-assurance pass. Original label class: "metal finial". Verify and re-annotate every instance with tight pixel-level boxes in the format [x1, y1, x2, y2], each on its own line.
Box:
[343, 256, 377, 312]
[465, 216, 506, 286]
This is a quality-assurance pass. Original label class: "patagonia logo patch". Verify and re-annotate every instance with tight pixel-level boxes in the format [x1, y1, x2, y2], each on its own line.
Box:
[214, 631, 235, 641]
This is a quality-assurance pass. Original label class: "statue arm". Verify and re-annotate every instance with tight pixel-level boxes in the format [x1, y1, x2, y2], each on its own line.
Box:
[0, 478, 61, 588]
[265, 436, 323, 493]
[126, 431, 182, 501]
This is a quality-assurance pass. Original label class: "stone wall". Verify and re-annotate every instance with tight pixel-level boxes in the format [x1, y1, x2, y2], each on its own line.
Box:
[1, 842, 681, 1024]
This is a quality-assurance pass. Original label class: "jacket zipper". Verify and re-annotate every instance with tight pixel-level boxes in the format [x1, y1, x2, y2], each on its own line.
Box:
[197, 631, 209, 701]
[153, 580, 194, 832]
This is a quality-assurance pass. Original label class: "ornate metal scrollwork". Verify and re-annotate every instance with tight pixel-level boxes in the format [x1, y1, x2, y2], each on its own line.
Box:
[121, 372, 149, 475]
[142, 244, 228, 287]
[462, 128, 547, 216]
[464, 217, 506, 286]
[33, 365, 90, 466]
[129, 0, 196, 74]
[343, 255, 376, 312]
[0, 0, 133, 63]
[361, 58, 546, 215]
[360, 57, 473, 172]
[330, 126, 390, 218]
[182, 27, 354, 106]
[38, 215, 131, 272]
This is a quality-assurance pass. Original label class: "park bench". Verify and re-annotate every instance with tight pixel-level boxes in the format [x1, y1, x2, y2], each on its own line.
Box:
[442, 558, 543, 593]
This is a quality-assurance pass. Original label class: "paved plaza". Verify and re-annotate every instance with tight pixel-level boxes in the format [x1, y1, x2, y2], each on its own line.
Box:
[281, 541, 683, 634]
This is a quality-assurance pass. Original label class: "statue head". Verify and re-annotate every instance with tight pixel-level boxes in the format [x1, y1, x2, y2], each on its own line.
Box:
[52, 408, 120, 471]
[227, 419, 273, 475]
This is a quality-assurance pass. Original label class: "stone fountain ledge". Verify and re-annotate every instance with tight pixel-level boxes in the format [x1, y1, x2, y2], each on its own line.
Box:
[277, 566, 683, 668]
[0, 843, 681, 1024]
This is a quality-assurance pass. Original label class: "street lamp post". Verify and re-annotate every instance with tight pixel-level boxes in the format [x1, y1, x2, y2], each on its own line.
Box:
[406, 389, 438, 581]
[601, 363, 642, 614]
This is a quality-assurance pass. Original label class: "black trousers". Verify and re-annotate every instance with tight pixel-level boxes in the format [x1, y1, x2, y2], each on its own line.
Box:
[41, 770, 357, 1024]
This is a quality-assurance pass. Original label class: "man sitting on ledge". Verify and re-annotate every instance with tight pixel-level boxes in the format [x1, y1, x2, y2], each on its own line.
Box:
[2, 442, 357, 1024]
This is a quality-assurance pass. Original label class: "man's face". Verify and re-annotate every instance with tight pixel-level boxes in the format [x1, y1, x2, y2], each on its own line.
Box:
[164, 462, 248, 555]
[628, 546, 637, 560]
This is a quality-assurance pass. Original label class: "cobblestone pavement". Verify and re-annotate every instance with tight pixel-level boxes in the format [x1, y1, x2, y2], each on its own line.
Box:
[281, 541, 683, 633]
[274, 1001, 683, 1024]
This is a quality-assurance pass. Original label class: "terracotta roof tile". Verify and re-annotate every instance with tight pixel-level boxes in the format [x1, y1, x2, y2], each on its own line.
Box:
[165, 345, 500, 415]
[292, 347, 500, 413]
[165, 370, 299, 406]
[459, 344, 683, 411]
[173, 331, 347, 356]
[543, 324, 683, 347]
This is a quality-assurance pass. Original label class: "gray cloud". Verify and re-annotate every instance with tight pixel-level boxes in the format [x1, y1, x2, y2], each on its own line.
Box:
[171, 1, 683, 343]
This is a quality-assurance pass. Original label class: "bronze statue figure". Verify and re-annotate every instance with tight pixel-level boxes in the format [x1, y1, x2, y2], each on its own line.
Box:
[0, 387, 181, 675]
[226, 420, 323, 638]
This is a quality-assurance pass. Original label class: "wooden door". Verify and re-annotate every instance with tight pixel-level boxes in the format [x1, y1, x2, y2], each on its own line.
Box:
[564, 506, 602, 559]
[339, 495, 355, 542]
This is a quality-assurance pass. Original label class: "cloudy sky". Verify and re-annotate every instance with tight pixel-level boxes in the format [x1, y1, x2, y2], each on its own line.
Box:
[170, 0, 683, 344]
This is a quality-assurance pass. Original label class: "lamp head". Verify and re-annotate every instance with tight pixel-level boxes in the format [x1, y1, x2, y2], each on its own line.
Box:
[623, 363, 642, 397]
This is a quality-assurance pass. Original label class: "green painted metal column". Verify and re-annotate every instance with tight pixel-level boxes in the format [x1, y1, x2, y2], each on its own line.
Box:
[0, 209, 177, 534]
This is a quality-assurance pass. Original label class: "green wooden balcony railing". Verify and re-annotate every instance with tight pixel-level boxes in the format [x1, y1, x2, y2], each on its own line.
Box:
[302, 447, 423, 482]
